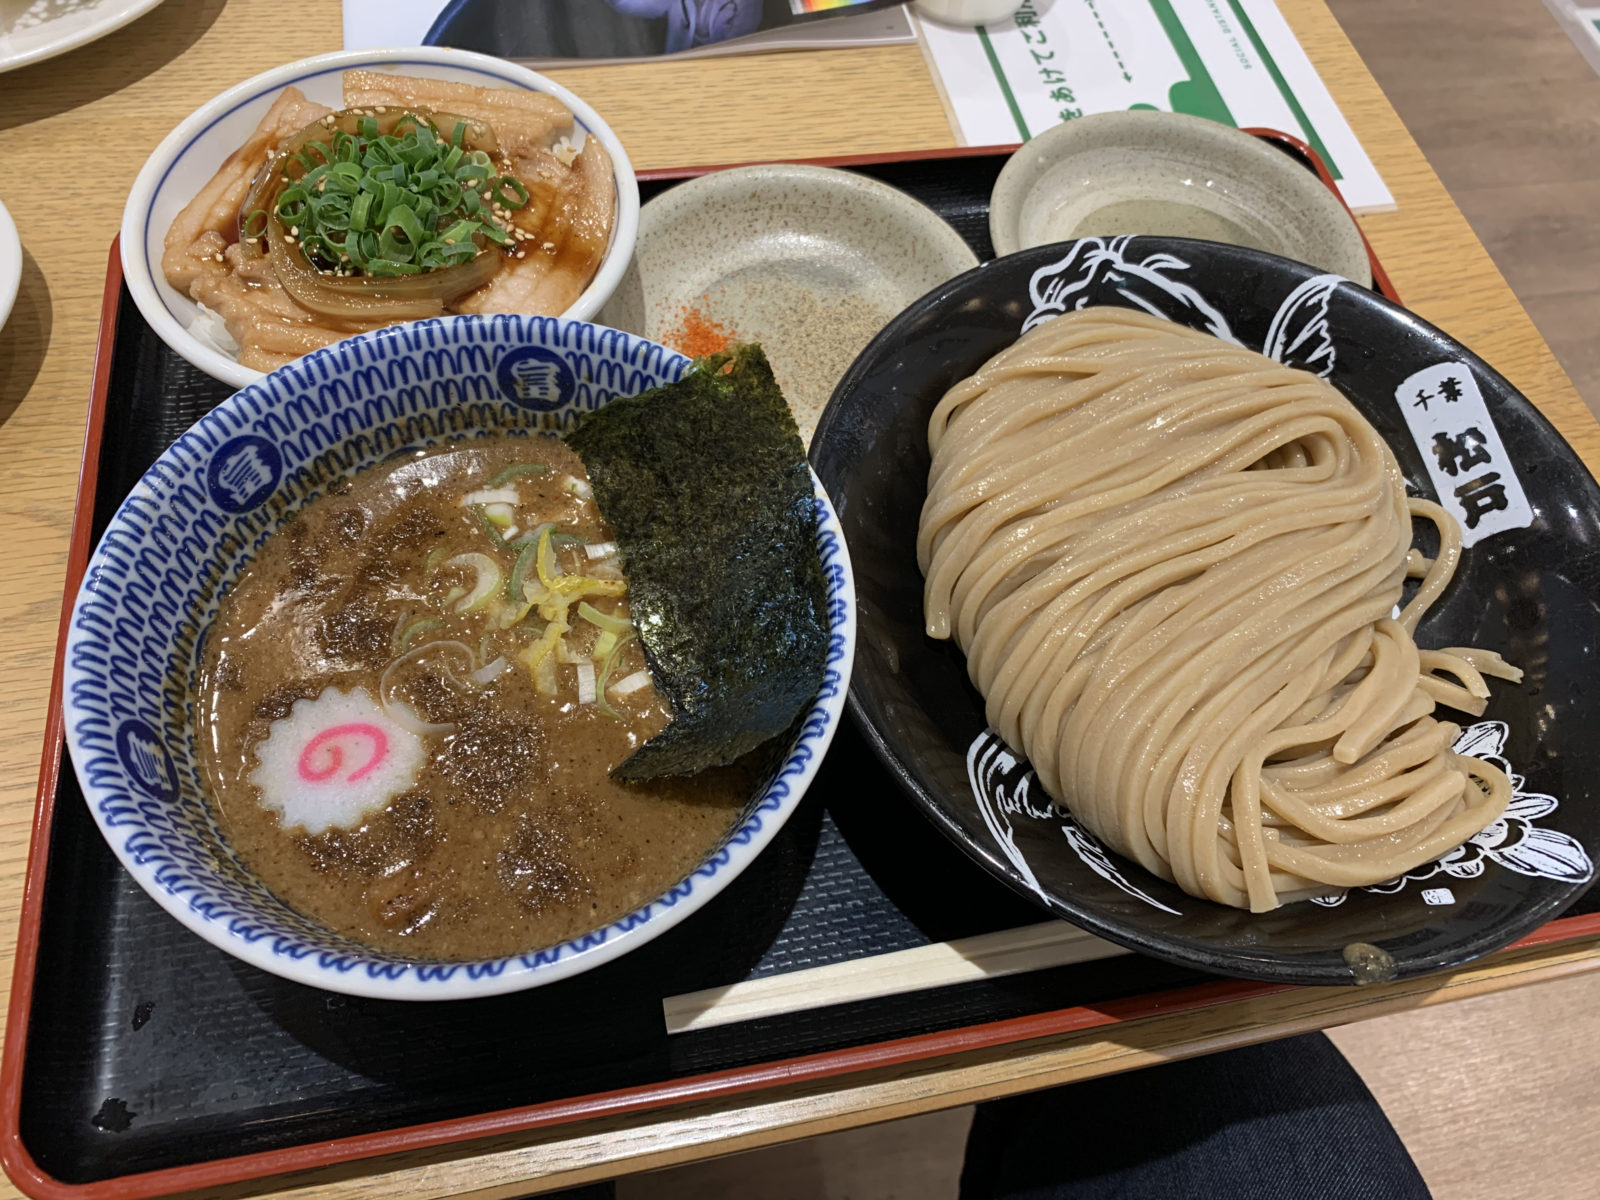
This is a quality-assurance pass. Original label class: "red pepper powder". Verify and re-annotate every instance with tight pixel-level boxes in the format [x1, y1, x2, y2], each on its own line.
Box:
[663, 301, 736, 358]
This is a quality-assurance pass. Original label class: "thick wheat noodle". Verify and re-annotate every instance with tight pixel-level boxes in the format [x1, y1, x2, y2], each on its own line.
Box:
[918, 307, 1521, 911]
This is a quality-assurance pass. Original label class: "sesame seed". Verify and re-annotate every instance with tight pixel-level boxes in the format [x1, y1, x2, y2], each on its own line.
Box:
[375, 106, 387, 114]
[516, 250, 526, 259]
[542, 242, 555, 251]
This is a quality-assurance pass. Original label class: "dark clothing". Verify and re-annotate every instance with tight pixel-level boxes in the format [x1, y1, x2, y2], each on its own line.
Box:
[959, 1033, 1430, 1200]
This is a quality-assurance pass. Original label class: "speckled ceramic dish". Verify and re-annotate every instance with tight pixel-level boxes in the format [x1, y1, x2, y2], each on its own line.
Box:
[990, 111, 1372, 287]
[597, 163, 979, 442]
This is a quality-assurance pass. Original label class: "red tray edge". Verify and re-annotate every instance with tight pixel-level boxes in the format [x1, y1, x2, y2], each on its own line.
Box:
[0, 147, 1551, 1200]
[1, 238, 124, 1199]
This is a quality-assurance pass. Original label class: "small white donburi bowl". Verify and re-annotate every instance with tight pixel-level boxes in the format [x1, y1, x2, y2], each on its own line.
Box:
[121, 47, 640, 392]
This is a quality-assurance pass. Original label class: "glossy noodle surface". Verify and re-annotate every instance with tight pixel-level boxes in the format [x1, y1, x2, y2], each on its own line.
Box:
[918, 308, 1520, 912]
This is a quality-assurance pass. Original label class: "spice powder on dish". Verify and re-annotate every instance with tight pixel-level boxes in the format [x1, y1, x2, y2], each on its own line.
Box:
[662, 301, 735, 358]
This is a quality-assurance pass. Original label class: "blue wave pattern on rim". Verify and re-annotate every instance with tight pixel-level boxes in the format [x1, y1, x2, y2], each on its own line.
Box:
[65, 315, 851, 987]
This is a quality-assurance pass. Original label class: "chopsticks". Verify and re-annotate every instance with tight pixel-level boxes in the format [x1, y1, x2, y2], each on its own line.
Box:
[662, 920, 1129, 1034]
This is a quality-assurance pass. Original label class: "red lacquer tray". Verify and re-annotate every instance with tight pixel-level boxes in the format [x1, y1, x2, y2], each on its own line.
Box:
[2, 139, 1588, 1200]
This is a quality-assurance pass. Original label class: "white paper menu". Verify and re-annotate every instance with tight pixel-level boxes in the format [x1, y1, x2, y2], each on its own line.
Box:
[914, 0, 1394, 213]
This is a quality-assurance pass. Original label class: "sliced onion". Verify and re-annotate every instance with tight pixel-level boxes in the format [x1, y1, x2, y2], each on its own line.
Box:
[382, 697, 456, 737]
[380, 640, 475, 686]
[390, 609, 411, 654]
[562, 475, 594, 500]
[537, 530, 564, 583]
[510, 521, 555, 546]
[481, 502, 516, 529]
[575, 660, 597, 705]
[378, 639, 475, 735]
[531, 649, 558, 696]
[576, 600, 631, 637]
[460, 488, 520, 507]
[584, 540, 617, 560]
[444, 552, 501, 611]
[267, 209, 460, 323]
[609, 669, 652, 697]
[470, 655, 510, 685]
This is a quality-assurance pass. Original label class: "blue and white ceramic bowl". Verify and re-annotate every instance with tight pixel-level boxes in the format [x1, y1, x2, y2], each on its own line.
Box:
[63, 315, 855, 1001]
[120, 47, 641, 391]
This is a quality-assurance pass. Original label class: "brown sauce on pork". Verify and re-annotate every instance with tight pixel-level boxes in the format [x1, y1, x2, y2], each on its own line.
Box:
[197, 436, 748, 960]
[163, 75, 615, 374]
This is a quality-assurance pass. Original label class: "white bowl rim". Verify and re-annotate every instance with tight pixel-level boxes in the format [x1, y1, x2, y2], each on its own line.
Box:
[0, 199, 20, 334]
[62, 314, 853, 1001]
[988, 110, 1371, 285]
[120, 45, 641, 392]
[0, 0, 167, 77]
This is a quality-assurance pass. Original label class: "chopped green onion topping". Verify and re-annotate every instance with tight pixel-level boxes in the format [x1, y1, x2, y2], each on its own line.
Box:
[594, 632, 636, 720]
[508, 540, 540, 602]
[493, 175, 530, 207]
[273, 112, 531, 279]
[577, 601, 632, 637]
[473, 503, 509, 546]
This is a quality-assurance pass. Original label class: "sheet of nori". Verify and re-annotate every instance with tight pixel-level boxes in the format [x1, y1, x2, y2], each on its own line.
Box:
[567, 345, 830, 780]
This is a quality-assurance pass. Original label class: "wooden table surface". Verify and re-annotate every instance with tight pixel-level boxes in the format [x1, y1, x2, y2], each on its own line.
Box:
[0, 1, 1596, 1197]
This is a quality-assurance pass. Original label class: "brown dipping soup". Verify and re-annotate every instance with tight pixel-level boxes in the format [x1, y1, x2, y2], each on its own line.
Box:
[197, 435, 749, 961]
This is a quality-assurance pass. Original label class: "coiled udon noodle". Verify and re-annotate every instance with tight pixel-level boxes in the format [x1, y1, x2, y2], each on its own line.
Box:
[918, 308, 1520, 912]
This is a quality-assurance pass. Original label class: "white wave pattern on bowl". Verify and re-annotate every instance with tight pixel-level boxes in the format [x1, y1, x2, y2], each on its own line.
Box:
[64, 315, 854, 1000]
[965, 723, 1593, 916]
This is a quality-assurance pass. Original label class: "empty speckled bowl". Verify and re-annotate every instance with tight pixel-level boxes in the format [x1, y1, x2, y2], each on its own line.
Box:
[990, 111, 1372, 286]
[597, 163, 979, 442]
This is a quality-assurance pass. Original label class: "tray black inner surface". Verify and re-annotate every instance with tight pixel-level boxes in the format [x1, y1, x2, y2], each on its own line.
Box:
[20, 156, 1209, 1186]
[24, 153, 1592, 1187]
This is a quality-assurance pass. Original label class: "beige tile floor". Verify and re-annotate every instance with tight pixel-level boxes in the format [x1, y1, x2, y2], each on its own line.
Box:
[621, 1, 1600, 1195]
